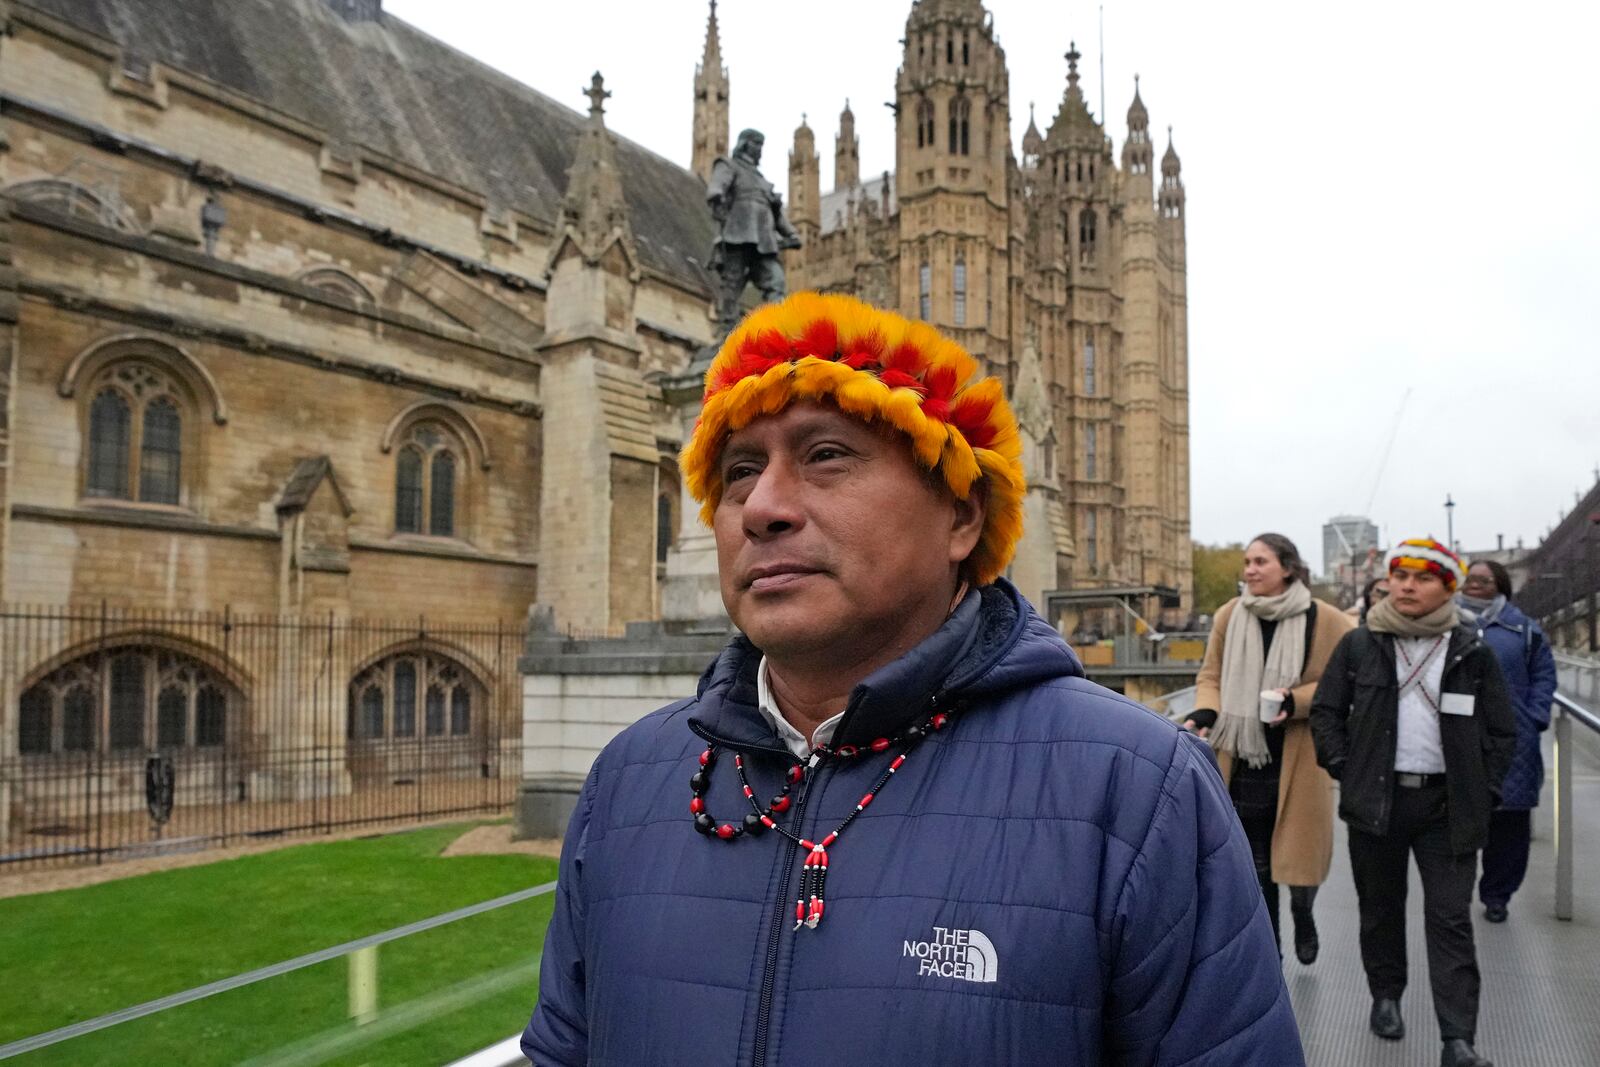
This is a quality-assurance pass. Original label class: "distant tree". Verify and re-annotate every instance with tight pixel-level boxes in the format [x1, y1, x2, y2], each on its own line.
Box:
[1192, 541, 1245, 615]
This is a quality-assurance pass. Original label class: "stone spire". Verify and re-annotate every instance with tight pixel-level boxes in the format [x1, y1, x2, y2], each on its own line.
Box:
[1127, 74, 1148, 131]
[1121, 75, 1153, 178]
[789, 114, 821, 232]
[545, 72, 639, 334]
[1159, 126, 1184, 219]
[691, 0, 730, 182]
[835, 99, 860, 191]
[1046, 40, 1100, 146]
[1021, 101, 1043, 164]
[556, 73, 636, 266]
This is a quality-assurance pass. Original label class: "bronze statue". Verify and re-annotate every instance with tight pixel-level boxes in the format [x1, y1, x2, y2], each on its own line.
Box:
[706, 129, 801, 335]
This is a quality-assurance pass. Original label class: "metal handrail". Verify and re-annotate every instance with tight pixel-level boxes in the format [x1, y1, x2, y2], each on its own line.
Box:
[1552, 691, 1598, 921]
[444, 1034, 526, 1067]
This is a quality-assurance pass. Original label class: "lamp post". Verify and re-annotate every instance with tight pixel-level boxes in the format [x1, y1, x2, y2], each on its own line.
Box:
[1444, 494, 1456, 551]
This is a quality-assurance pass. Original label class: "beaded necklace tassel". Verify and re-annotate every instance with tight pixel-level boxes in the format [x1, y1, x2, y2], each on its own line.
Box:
[690, 705, 952, 932]
[795, 842, 829, 929]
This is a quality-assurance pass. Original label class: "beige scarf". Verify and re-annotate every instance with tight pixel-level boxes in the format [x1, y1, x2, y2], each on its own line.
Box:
[1211, 582, 1312, 769]
[1366, 596, 1458, 638]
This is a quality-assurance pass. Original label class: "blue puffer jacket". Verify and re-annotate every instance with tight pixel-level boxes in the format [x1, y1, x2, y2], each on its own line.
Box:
[1473, 601, 1558, 810]
[523, 581, 1302, 1066]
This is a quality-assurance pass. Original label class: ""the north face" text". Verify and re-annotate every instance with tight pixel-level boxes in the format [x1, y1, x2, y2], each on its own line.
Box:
[902, 926, 999, 983]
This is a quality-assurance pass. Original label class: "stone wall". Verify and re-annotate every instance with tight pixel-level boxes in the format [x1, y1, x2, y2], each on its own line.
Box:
[516, 620, 728, 838]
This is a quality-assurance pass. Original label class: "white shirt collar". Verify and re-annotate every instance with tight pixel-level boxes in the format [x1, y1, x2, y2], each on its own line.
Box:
[756, 656, 845, 760]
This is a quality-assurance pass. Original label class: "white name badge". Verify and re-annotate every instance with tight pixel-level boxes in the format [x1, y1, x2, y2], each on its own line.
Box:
[1441, 693, 1476, 717]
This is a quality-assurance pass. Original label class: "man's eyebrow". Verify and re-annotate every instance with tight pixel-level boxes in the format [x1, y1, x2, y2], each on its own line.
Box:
[719, 440, 763, 464]
[781, 414, 876, 447]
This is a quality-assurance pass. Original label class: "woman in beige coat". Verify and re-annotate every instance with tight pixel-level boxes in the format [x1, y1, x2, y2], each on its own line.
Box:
[1185, 533, 1354, 963]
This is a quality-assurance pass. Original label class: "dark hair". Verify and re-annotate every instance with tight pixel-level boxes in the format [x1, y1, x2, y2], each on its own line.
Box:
[1472, 559, 1514, 598]
[1247, 532, 1312, 586]
[1360, 576, 1387, 611]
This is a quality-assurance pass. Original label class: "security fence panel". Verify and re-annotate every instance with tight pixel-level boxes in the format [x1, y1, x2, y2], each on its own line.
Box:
[0, 604, 519, 871]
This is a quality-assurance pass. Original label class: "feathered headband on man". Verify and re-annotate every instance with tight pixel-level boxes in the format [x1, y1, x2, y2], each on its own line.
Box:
[680, 292, 1025, 586]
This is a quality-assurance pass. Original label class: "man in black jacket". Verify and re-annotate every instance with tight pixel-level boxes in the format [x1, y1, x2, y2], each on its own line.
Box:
[1311, 538, 1516, 1067]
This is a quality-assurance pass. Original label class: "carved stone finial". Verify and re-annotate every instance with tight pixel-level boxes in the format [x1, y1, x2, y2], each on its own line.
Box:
[585, 72, 611, 118]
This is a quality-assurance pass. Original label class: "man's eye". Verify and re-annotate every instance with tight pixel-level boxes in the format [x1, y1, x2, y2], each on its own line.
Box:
[808, 446, 847, 463]
[725, 463, 758, 483]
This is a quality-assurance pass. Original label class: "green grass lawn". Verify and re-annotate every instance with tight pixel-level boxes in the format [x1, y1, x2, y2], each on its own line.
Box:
[0, 822, 558, 1066]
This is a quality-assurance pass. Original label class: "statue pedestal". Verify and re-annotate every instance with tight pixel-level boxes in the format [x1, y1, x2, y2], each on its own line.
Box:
[660, 346, 730, 628]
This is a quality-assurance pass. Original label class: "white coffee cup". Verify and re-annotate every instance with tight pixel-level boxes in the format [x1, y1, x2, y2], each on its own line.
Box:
[1258, 689, 1285, 723]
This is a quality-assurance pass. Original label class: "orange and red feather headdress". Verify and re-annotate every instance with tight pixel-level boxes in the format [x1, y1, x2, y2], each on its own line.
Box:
[681, 292, 1025, 586]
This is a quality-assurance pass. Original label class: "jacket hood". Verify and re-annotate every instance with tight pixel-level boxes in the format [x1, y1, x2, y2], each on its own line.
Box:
[688, 578, 1083, 756]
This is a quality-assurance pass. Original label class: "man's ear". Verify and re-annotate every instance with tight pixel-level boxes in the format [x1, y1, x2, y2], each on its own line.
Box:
[948, 479, 988, 567]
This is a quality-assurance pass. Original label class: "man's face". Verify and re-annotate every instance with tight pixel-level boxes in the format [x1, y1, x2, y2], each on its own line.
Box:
[713, 403, 984, 666]
[1389, 566, 1452, 617]
[739, 135, 764, 165]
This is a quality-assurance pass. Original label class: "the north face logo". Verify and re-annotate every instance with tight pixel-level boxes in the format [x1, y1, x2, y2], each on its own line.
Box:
[902, 926, 999, 982]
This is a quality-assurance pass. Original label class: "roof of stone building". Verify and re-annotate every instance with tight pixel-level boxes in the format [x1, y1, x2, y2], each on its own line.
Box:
[276, 455, 350, 515]
[24, 0, 715, 291]
[819, 173, 896, 235]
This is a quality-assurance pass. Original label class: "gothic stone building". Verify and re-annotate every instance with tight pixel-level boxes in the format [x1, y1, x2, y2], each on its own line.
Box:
[753, 0, 1194, 614]
[0, 0, 716, 844]
[0, 0, 1194, 853]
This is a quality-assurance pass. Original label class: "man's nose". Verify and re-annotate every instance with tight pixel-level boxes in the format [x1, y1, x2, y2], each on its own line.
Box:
[741, 462, 804, 539]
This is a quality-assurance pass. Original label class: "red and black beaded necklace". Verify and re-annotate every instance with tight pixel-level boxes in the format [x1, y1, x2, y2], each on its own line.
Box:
[689, 702, 956, 931]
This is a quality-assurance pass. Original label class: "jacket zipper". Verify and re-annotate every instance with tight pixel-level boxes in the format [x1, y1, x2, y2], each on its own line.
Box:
[751, 756, 828, 1067]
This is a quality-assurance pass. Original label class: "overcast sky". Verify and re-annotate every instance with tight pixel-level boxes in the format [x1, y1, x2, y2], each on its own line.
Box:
[387, 0, 1599, 568]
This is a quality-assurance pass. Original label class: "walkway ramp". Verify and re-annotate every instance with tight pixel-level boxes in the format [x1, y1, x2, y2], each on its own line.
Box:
[1292, 731, 1600, 1065]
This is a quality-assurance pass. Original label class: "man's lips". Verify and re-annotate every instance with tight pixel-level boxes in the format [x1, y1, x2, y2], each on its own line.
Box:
[744, 564, 822, 592]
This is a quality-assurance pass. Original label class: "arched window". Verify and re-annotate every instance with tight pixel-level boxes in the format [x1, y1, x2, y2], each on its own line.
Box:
[83, 363, 191, 505]
[140, 396, 182, 505]
[393, 659, 417, 737]
[1085, 424, 1098, 480]
[395, 449, 423, 533]
[962, 34, 970, 65]
[1083, 334, 1097, 396]
[916, 98, 934, 149]
[347, 650, 482, 742]
[394, 423, 463, 537]
[429, 451, 456, 537]
[919, 261, 932, 320]
[656, 493, 674, 565]
[87, 389, 131, 498]
[949, 97, 970, 156]
[1079, 209, 1098, 266]
[953, 256, 967, 326]
[18, 647, 238, 756]
[295, 266, 375, 305]
[4, 179, 140, 232]
[1086, 509, 1098, 568]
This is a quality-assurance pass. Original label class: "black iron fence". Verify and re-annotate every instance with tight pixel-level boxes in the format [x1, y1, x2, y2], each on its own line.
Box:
[1, 604, 521, 871]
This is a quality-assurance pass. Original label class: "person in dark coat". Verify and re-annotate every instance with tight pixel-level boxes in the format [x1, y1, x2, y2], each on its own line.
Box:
[1458, 559, 1558, 922]
[1311, 539, 1517, 1067]
[521, 294, 1302, 1067]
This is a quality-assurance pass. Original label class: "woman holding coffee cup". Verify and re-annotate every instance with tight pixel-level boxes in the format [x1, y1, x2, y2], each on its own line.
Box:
[1186, 533, 1354, 963]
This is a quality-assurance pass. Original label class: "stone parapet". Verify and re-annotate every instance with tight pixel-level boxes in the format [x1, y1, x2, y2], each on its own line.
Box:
[515, 619, 729, 839]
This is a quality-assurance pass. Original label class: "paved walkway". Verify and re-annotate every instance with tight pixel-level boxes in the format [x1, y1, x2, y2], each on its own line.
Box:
[1291, 730, 1600, 1065]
